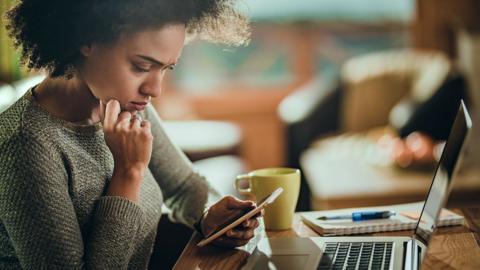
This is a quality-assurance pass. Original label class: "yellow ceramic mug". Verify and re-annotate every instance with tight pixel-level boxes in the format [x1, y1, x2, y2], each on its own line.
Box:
[235, 168, 301, 230]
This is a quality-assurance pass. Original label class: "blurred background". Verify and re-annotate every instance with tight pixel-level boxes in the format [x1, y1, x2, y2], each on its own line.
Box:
[2, 1, 480, 268]
[1, 0, 480, 210]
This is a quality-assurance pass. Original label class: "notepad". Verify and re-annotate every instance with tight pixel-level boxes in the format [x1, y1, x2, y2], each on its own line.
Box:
[299, 202, 464, 236]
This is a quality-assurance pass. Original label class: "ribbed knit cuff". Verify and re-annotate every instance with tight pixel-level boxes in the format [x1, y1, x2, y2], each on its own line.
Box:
[96, 196, 145, 223]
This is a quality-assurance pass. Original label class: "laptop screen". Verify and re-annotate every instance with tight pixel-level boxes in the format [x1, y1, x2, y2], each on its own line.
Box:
[414, 101, 472, 244]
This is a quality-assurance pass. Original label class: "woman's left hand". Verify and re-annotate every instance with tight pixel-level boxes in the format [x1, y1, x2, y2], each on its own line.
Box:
[200, 196, 263, 248]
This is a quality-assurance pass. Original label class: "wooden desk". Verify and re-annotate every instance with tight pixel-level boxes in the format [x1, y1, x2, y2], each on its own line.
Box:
[173, 208, 480, 270]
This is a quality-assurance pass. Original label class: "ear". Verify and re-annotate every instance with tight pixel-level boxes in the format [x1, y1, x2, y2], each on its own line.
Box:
[80, 45, 93, 57]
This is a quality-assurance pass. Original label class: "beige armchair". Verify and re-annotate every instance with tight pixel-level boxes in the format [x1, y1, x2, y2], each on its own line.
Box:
[340, 49, 451, 132]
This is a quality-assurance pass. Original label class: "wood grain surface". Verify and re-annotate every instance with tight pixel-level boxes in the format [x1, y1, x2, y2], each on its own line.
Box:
[173, 208, 480, 270]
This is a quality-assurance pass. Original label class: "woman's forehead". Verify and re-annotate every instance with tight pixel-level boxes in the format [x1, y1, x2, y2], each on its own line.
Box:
[116, 24, 186, 60]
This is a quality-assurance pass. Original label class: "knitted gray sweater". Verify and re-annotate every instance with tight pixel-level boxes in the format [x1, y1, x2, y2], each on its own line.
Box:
[0, 89, 219, 269]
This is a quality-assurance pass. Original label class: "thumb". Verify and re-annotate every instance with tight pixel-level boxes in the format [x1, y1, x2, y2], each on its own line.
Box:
[226, 196, 255, 210]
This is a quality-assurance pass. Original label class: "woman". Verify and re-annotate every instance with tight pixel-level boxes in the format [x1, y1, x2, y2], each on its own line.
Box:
[0, 0, 259, 269]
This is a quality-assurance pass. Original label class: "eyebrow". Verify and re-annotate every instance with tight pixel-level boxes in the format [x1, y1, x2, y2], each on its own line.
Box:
[135, 54, 176, 67]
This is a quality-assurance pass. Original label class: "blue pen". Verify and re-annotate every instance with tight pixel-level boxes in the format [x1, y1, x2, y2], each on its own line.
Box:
[317, 211, 396, 221]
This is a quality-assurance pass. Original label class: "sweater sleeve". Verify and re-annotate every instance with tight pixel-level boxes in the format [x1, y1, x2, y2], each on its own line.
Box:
[0, 131, 145, 269]
[143, 105, 221, 227]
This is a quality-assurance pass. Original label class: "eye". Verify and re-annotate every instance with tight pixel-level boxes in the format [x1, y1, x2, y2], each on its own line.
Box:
[167, 64, 176, 71]
[132, 63, 150, 73]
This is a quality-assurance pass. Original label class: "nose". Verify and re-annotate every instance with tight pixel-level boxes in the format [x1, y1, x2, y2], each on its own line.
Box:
[140, 71, 164, 98]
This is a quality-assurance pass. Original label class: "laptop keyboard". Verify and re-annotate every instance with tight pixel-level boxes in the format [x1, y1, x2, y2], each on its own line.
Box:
[317, 242, 393, 270]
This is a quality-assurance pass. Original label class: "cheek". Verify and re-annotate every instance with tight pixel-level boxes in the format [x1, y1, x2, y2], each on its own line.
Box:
[84, 62, 141, 106]
[92, 81, 140, 110]
[113, 82, 142, 108]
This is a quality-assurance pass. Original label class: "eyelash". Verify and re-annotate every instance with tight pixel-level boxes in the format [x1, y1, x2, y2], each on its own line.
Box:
[133, 65, 150, 73]
[133, 65, 175, 73]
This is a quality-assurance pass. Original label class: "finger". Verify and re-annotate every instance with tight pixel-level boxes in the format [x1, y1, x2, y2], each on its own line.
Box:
[252, 209, 265, 218]
[117, 112, 132, 129]
[249, 209, 264, 218]
[140, 121, 152, 137]
[242, 218, 259, 229]
[131, 116, 141, 129]
[117, 116, 132, 130]
[118, 111, 132, 122]
[104, 100, 121, 130]
[228, 227, 255, 237]
[140, 119, 150, 129]
[226, 228, 255, 240]
[237, 221, 259, 232]
[132, 111, 143, 122]
[225, 196, 255, 210]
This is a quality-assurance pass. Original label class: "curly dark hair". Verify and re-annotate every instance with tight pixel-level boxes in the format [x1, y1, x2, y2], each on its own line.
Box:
[5, 0, 250, 77]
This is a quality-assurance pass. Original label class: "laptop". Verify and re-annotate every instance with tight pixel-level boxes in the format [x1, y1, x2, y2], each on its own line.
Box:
[242, 101, 472, 270]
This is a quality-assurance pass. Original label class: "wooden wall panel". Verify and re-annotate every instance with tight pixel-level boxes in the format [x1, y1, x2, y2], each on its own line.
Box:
[413, 0, 480, 57]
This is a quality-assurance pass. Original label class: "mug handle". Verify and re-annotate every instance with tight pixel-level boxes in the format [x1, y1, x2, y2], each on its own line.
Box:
[235, 174, 251, 195]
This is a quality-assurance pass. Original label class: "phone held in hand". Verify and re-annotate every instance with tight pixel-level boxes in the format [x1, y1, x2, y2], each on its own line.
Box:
[197, 188, 284, 247]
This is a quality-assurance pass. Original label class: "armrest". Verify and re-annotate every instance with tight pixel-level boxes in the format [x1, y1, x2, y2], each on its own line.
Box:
[389, 74, 468, 140]
[278, 73, 341, 167]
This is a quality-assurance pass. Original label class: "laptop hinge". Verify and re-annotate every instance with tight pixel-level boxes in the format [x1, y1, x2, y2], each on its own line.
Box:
[404, 239, 420, 270]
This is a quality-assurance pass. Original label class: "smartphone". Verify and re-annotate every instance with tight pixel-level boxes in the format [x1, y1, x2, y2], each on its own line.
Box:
[197, 187, 283, 247]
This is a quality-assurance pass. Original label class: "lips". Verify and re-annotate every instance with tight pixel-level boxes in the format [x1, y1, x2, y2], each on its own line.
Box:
[131, 101, 148, 111]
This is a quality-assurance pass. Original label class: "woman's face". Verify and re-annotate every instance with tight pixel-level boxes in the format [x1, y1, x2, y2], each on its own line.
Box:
[79, 23, 185, 112]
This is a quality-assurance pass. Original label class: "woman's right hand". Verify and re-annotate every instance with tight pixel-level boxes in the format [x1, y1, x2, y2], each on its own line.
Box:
[101, 100, 153, 203]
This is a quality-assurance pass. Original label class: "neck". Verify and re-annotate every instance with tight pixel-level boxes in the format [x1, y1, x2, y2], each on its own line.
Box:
[35, 76, 102, 124]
